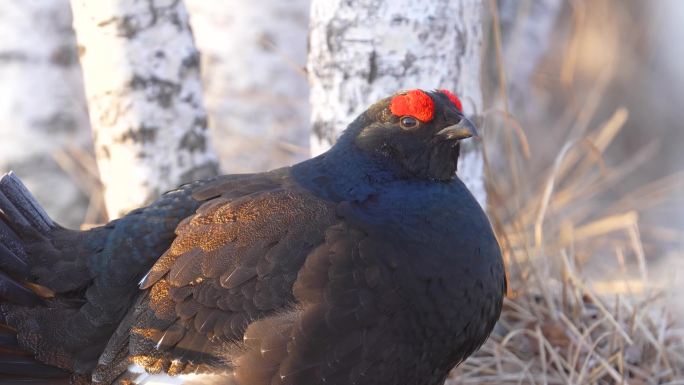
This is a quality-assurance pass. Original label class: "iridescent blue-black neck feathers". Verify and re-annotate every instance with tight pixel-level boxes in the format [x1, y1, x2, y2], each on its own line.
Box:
[292, 90, 477, 201]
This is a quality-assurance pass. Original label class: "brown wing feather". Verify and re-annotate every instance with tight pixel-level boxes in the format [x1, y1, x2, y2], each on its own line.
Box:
[95, 170, 337, 380]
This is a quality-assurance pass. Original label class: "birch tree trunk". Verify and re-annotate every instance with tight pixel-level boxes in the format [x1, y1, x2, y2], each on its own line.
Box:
[499, 0, 563, 114]
[71, 0, 219, 219]
[0, 0, 91, 228]
[308, 0, 487, 206]
[185, 0, 311, 173]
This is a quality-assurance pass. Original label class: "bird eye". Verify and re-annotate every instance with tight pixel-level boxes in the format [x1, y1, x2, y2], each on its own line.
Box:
[400, 116, 419, 129]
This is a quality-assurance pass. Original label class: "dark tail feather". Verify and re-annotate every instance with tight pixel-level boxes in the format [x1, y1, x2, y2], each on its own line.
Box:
[0, 234, 29, 280]
[0, 272, 42, 306]
[0, 172, 99, 383]
[0, 173, 64, 383]
[0, 173, 54, 306]
[0, 325, 70, 385]
[0, 172, 55, 234]
[0, 172, 53, 280]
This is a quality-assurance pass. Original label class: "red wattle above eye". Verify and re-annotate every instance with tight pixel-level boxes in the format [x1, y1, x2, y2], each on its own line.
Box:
[389, 90, 435, 122]
[438, 89, 463, 112]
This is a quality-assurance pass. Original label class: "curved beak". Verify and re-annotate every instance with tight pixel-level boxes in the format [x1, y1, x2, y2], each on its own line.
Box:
[436, 117, 479, 141]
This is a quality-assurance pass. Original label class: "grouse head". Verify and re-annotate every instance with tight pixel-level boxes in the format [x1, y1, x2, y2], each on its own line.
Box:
[348, 89, 477, 181]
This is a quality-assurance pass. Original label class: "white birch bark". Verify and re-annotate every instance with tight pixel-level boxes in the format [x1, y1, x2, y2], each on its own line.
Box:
[499, 0, 563, 113]
[70, 0, 219, 219]
[0, 0, 91, 228]
[185, 0, 311, 173]
[308, 0, 487, 206]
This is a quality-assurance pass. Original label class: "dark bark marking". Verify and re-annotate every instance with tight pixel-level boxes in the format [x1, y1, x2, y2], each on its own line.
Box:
[181, 52, 199, 70]
[418, 31, 430, 43]
[325, 19, 342, 53]
[312, 120, 336, 144]
[33, 113, 78, 134]
[50, 45, 78, 67]
[368, 50, 378, 84]
[179, 162, 218, 184]
[117, 14, 143, 38]
[167, 10, 184, 32]
[0, 51, 30, 63]
[258, 33, 276, 51]
[179, 51, 200, 78]
[118, 124, 159, 144]
[312, 121, 326, 142]
[432, 23, 448, 41]
[180, 93, 199, 108]
[456, 30, 466, 57]
[192, 116, 208, 131]
[402, 53, 417, 75]
[391, 15, 408, 25]
[179, 130, 207, 153]
[102, 0, 185, 38]
[129, 75, 181, 108]
[96, 17, 118, 28]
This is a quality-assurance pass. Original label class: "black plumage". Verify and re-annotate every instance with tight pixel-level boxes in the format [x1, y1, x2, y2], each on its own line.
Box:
[0, 89, 505, 385]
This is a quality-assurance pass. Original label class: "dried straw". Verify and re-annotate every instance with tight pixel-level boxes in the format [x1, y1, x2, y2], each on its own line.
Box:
[449, 103, 684, 385]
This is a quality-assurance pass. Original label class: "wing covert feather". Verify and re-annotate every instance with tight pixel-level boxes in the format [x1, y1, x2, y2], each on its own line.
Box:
[98, 172, 338, 378]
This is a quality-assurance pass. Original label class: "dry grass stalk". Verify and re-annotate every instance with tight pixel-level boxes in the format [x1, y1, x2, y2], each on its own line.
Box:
[449, 101, 684, 384]
[453, 6, 683, 377]
[52, 145, 108, 226]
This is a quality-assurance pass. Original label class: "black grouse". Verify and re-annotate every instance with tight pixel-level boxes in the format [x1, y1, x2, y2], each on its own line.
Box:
[0, 89, 505, 385]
